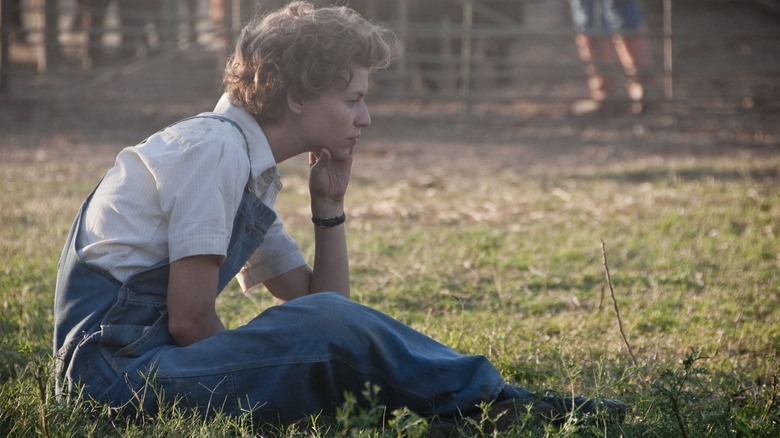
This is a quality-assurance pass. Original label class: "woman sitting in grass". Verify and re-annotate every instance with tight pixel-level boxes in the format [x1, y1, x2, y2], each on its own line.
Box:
[53, 1, 625, 431]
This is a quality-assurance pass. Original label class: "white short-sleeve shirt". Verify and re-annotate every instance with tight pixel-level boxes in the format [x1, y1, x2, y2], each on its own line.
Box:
[78, 94, 306, 290]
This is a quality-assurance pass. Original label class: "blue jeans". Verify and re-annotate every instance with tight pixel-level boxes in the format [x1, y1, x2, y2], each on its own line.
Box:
[152, 292, 510, 421]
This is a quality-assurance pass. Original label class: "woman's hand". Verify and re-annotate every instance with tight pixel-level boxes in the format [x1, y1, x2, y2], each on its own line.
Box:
[308, 147, 353, 216]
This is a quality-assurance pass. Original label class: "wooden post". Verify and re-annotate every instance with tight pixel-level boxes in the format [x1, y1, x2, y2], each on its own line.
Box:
[396, 0, 408, 93]
[663, 0, 673, 99]
[0, 0, 11, 92]
[231, 0, 241, 36]
[161, 0, 177, 51]
[42, 0, 60, 71]
[459, 0, 472, 112]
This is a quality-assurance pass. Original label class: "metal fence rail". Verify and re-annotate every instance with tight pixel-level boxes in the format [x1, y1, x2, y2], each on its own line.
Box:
[1, 0, 778, 107]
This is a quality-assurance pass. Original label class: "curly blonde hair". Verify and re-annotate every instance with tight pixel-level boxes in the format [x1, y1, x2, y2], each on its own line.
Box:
[223, 1, 396, 122]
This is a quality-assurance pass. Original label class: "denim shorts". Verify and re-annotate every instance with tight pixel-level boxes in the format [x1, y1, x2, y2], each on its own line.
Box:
[570, 0, 645, 34]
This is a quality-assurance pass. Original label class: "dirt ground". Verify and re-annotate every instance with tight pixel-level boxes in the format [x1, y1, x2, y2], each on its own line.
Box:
[1, 0, 778, 179]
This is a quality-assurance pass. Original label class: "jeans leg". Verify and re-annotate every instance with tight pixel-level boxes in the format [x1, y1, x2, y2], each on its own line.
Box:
[151, 292, 506, 422]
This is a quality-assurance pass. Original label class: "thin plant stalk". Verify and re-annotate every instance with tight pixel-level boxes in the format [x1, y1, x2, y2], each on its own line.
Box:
[601, 239, 638, 368]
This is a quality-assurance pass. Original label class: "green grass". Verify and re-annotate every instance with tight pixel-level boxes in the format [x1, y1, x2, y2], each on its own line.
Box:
[1, 148, 778, 437]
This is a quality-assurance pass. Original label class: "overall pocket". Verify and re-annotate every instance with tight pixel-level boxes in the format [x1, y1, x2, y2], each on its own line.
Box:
[63, 332, 116, 400]
[99, 283, 174, 367]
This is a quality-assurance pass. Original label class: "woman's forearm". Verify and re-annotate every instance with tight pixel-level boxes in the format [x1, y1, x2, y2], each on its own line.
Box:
[310, 219, 350, 298]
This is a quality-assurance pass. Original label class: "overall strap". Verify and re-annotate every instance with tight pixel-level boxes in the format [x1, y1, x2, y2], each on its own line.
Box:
[171, 114, 251, 173]
[141, 114, 251, 176]
[177, 114, 248, 144]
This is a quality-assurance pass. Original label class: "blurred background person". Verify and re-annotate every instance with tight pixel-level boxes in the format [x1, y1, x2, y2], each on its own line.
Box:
[568, 0, 654, 115]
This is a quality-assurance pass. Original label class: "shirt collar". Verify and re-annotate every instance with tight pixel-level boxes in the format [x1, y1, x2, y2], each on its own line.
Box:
[212, 94, 281, 195]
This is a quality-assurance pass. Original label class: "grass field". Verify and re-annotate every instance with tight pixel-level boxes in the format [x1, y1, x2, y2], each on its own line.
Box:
[1, 144, 778, 436]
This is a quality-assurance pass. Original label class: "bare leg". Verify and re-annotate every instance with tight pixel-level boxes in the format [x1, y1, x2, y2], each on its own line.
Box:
[612, 29, 653, 113]
[571, 32, 619, 114]
[574, 33, 616, 101]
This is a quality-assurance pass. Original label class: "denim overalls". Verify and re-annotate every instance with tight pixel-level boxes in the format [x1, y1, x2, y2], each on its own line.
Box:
[54, 116, 522, 423]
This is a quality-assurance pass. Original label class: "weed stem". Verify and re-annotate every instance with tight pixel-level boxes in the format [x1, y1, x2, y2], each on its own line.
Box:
[600, 239, 638, 367]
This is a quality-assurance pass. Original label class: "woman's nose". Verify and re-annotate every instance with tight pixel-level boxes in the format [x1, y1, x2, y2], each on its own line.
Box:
[357, 103, 371, 127]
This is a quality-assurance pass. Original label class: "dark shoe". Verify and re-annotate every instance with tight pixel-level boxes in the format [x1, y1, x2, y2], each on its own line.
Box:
[540, 394, 627, 425]
[430, 394, 626, 435]
[429, 399, 557, 436]
[486, 399, 558, 431]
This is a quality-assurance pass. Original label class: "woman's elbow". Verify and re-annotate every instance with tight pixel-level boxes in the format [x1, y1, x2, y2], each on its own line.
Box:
[168, 313, 223, 346]
[168, 318, 199, 346]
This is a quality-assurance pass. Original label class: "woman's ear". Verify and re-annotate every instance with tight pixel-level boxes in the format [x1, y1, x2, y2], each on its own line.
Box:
[287, 91, 305, 115]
